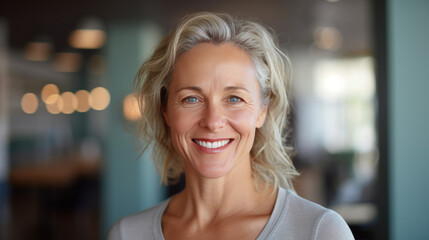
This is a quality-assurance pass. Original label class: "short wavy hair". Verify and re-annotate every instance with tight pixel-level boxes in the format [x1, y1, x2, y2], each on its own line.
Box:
[134, 12, 299, 190]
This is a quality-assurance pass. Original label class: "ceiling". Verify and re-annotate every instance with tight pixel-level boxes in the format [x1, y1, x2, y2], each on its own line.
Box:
[0, 0, 372, 54]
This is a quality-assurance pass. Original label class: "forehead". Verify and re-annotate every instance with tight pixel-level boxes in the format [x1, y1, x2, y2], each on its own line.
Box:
[170, 43, 257, 88]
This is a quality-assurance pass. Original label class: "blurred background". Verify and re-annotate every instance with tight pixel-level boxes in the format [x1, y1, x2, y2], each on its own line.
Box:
[0, 0, 428, 239]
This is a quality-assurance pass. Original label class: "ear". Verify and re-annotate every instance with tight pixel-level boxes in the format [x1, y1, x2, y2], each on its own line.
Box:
[163, 109, 171, 127]
[256, 105, 268, 128]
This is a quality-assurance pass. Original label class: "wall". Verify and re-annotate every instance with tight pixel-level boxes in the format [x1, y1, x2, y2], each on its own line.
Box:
[388, 0, 429, 239]
[102, 21, 166, 236]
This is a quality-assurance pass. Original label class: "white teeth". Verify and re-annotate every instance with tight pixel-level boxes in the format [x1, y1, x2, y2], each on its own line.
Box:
[195, 140, 230, 149]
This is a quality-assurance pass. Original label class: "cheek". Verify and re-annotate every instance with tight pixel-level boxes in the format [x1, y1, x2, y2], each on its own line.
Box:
[167, 110, 198, 158]
[168, 110, 198, 135]
[227, 110, 258, 133]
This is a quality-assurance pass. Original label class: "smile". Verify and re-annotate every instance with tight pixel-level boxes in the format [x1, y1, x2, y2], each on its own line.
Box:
[192, 139, 232, 149]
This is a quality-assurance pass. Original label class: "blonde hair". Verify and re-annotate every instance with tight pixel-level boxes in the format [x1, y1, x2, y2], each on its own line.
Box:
[135, 12, 299, 190]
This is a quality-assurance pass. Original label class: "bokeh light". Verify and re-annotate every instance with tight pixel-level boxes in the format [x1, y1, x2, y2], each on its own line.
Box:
[90, 87, 110, 111]
[69, 30, 106, 49]
[313, 27, 343, 51]
[55, 96, 64, 113]
[59, 91, 78, 114]
[75, 90, 91, 113]
[123, 93, 142, 121]
[21, 93, 39, 114]
[41, 83, 60, 104]
[45, 101, 61, 114]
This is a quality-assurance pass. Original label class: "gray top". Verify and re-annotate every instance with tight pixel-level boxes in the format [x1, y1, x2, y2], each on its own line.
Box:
[107, 188, 355, 240]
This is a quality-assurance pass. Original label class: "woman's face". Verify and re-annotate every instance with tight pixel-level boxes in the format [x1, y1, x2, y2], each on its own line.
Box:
[163, 43, 267, 179]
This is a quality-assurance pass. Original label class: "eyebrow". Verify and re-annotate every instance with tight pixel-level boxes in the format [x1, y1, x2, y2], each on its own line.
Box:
[224, 86, 250, 93]
[176, 86, 250, 94]
[175, 86, 202, 93]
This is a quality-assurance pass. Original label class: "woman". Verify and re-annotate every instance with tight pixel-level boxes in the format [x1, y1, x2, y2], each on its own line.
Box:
[108, 12, 354, 240]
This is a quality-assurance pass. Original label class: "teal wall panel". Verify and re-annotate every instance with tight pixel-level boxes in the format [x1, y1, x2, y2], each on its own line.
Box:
[388, 1, 429, 239]
[101, 21, 166, 236]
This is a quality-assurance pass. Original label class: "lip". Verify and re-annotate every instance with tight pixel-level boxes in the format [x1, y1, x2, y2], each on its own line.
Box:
[192, 138, 234, 153]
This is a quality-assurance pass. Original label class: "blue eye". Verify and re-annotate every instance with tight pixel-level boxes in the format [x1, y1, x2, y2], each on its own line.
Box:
[184, 96, 199, 103]
[228, 96, 242, 103]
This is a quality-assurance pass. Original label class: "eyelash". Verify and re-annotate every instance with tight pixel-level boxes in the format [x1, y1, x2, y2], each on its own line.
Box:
[181, 95, 244, 104]
[182, 96, 200, 103]
[227, 96, 243, 103]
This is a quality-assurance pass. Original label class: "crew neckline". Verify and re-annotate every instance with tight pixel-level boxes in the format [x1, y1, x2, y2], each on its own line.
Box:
[153, 187, 288, 240]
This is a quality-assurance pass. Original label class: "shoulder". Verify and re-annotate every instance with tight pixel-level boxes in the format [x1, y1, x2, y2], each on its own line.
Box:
[267, 188, 354, 240]
[313, 209, 355, 240]
[107, 199, 170, 240]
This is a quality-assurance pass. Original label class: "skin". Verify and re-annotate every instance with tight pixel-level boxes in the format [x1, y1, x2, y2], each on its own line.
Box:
[162, 43, 277, 239]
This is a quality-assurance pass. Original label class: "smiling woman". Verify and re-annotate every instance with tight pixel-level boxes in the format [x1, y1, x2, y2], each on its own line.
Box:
[164, 43, 267, 180]
[108, 12, 354, 240]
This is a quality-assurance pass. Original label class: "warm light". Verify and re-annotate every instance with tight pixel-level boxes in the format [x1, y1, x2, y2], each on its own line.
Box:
[41, 84, 60, 104]
[75, 90, 91, 112]
[313, 27, 343, 51]
[55, 96, 64, 113]
[54, 52, 82, 72]
[21, 93, 38, 114]
[46, 101, 61, 114]
[123, 94, 142, 121]
[90, 87, 110, 111]
[59, 91, 78, 114]
[24, 42, 52, 61]
[69, 29, 106, 49]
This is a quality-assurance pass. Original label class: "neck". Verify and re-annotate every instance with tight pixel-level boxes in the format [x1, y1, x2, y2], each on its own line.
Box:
[175, 157, 274, 226]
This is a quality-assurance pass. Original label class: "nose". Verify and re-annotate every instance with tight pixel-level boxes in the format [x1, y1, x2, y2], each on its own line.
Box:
[200, 102, 226, 132]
